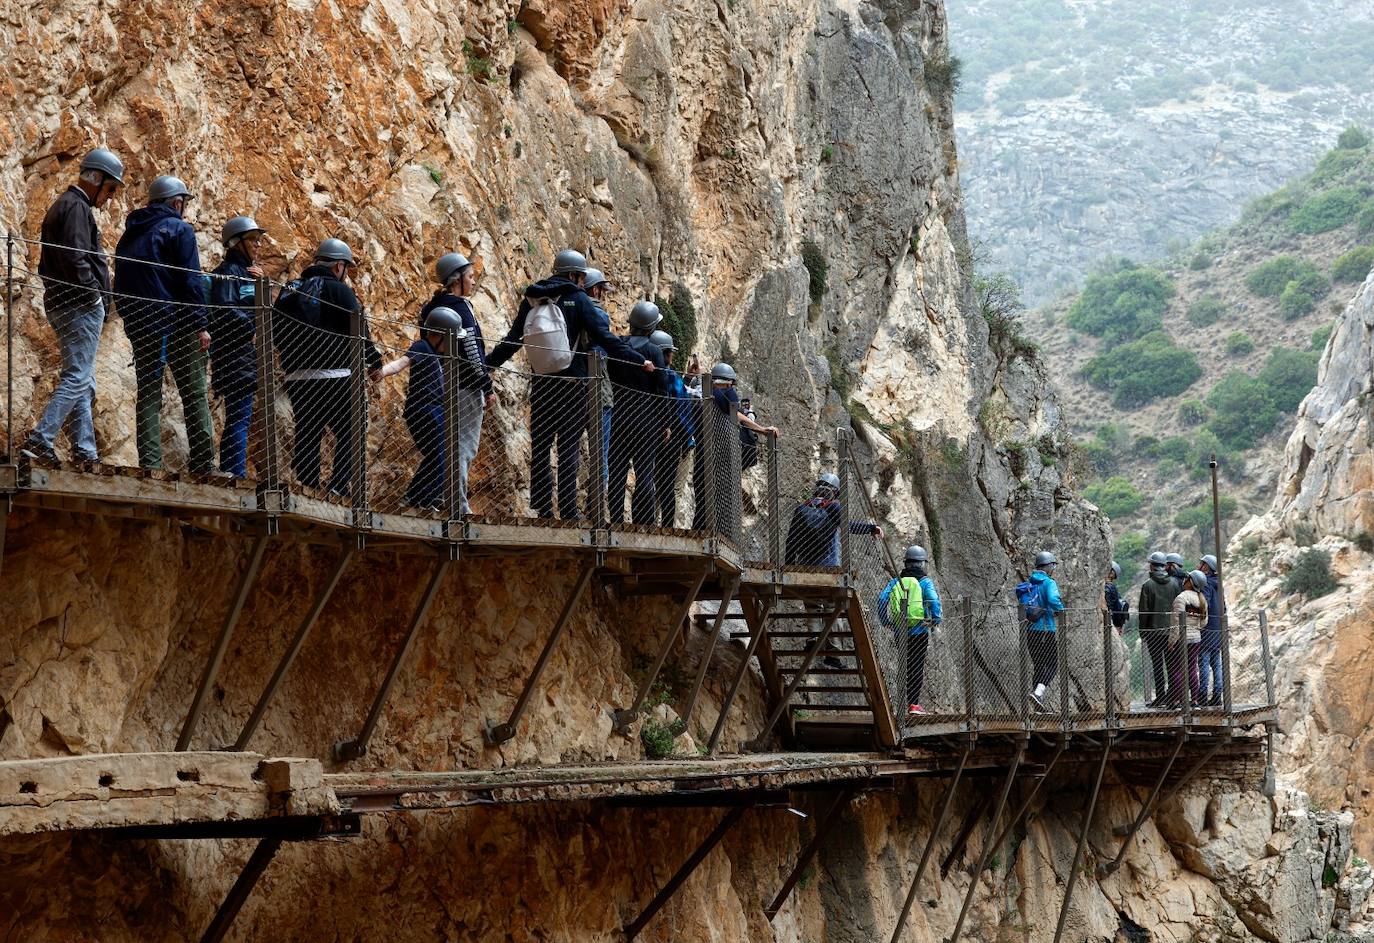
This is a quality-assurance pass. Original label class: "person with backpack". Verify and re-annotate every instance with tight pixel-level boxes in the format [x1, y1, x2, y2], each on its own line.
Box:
[1103, 560, 1129, 634]
[1016, 550, 1065, 713]
[878, 545, 942, 715]
[691, 363, 779, 533]
[484, 249, 652, 520]
[783, 472, 883, 567]
[1167, 570, 1210, 708]
[379, 306, 481, 511]
[420, 252, 494, 514]
[22, 147, 124, 466]
[273, 238, 382, 495]
[649, 330, 695, 528]
[207, 216, 267, 478]
[606, 301, 669, 525]
[113, 174, 215, 473]
[1138, 550, 1181, 707]
[1197, 554, 1224, 706]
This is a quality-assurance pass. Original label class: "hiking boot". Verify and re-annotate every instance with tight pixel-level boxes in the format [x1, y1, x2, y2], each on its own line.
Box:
[1027, 692, 1047, 713]
[20, 434, 58, 465]
[822, 655, 843, 670]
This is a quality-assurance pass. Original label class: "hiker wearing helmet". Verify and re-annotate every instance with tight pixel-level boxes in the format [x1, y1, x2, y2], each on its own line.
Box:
[114, 174, 215, 473]
[23, 147, 124, 465]
[272, 237, 382, 496]
[485, 249, 651, 520]
[208, 216, 268, 478]
[690, 362, 779, 532]
[649, 329, 695, 527]
[1103, 560, 1129, 633]
[420, 252, 494, 514]
[1164, 552, 1186, 590]
[1197, 554, 1224, 706]
[783, 472, 883, 567]
[1016, 550, 1065, 712]
[1167, 570, 1210, 708]
[607, 300, 669, 525]
[380, 306, 482, 511]
[580, 268, 616, 489]
[878, 544, 941, 715]
[1138, 550, 1180, 707]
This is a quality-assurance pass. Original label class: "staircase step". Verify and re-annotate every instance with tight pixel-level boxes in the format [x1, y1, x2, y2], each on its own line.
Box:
[780, 667, 862, 676]
[794, 685, 869, 694]
[764, 630, 853, 639]
[792, 704, 876, 713]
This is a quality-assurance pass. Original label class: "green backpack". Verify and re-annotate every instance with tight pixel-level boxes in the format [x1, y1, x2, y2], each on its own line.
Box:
[888, 576, 926, 627]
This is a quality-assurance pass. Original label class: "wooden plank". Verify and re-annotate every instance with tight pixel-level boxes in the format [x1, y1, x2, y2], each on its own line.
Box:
[845, 594, 898, 749]
[24, 466, 251, 515]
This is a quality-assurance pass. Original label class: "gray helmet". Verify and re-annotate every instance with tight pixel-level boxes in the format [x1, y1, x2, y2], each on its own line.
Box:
[1034, 550, 1058, 568]
[436, 252, 472, 285]
[149, 174, 191, 204]
[1201, 554, 1219, 572]
[905, 545, 929, 564]
[1187, 569, 1209, 589]
[1165, 553, 1185, 568]
[815, 472, 841, 494]
[583, 267, 609, 291]
[315, 238, 356, 266]
[1147, 551, 1168, 566]
[629, 300, 663, 331]
[711, 362, 737, 383]
[423, 306, 465, 334]
[1109, 561, 1122, 579]
[552, 248, 588, 275]
[649, 330, 675, 352]
[79, 147, 125, 184]
[221, 215, 265, 246]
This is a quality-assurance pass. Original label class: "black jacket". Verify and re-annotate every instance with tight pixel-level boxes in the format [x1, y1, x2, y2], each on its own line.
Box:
[419, 291, 492, 395]
[274, 263, 381, 376]
[486, 276, 640, 378]
[39, 186, 110, 311]
[1138, 573, 1181, 637]
[1104, 580, 1129, 628]
[208, 248, 257, 395]
[113, 202, 206, 336]
[608, 334, 667, 395]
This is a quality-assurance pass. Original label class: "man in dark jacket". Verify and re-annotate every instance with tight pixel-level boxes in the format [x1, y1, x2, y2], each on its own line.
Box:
[1104, 561, 1129, 632]
[23, 148, 124, 464]
[274, 238, 382, 495]
[208, 216, 267, 478]
[691, 362, 778, 536]
[114, 174, 214, 472]
[607, 300, 668, 525]
[1138, 551, 1181, 707]
[421, 252, 494, 514]
[484, 249, 652, 520]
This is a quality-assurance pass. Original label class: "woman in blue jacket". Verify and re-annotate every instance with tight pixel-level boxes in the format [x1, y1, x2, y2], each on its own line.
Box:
[208, 216, 266, 478]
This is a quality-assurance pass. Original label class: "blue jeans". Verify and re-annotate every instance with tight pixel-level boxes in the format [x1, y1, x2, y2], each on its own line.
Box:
[1199, 645, 1223, 701]
[33, 301, 103, 459]
[219, 388, 254, 478]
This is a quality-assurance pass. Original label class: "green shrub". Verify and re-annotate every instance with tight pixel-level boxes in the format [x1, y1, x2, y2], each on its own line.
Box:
[1283, 548, 1338, 598]
[1145, 435, 1190, 464]
[1078, 439, 1117, 478]
[1186, 296, 1226, 327]
[1080, 331, 1201, 408]
[1310, 147, 1364, 186]
[640, 716, 685, 759]
[1065, 262, 1175, 346]
[801, 239, 827, 303]
[1188, 251, 1213, 271]
[976, 273, 1036, 359]
[1333, 246, 1374, 283]
[1177, 399, 1209, 424]
[1225, 331, 1256, 356]
[1338, 126, 1371, 150]
[655, 283, 699, 357]
[1115, 532, 1149, 583]
[1288, 187, 1364, 234]
[1242, 183, 1307, 227]
[1246, 256, 1322, 298]
[1279, 278, 1320, 320]
[1359, 203, 1374, 237]
[1311, 322, 1335, 351]
[1259, 347, 1319, 413]
[1207, 371, 1277, 450]
[1083, 476, 1145, 518]
[925, 53, 964, 97]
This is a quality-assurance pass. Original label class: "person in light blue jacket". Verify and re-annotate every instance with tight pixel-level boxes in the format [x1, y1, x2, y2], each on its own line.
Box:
[878, 545, 942, 715]
[1016, 550, 1065, 713]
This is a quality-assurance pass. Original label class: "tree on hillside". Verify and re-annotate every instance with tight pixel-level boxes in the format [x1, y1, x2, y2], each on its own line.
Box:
[1065, 261, 1175, 346]
[1080, 331, 1201, 407]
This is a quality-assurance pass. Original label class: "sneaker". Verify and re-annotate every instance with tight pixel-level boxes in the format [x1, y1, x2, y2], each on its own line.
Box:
[822, 655, 843, 670]
[908, 704, 926, 716]
[1027, 693, 1047, 713]
[20, 435, 58, 465]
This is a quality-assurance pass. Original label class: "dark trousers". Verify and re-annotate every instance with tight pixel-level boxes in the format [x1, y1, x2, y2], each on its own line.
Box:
[656, 444, 685, 528]
[1143, 628, 1170, 702]
[607, 400, 658, 525]
[286, 376, 354, 493]
[404, 405, 445, 509]
[218, 386, 254, 478]
[529, 374, 585, 519]
[1027, 629, 1058, 689]
[905, 632, 930, 707]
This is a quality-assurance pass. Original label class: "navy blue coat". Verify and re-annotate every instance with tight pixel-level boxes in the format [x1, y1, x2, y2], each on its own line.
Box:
[419, 291, 492, 395]
[209, 248, 257, 396]
[486, 276, 640, 378]
[114, 203, 206, 337]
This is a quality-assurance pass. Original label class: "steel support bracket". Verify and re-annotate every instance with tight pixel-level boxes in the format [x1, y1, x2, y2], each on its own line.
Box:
[623, 804, 749, 940]
[0, 462, 17, 494]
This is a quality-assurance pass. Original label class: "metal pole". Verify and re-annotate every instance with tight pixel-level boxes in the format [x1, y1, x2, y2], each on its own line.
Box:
[200, 836, 284, 943]
[1103, 610, 1116, 730]
[679, 575, 740, 734]
[1259, 609, 1278, 796]
[624, 804, 748, 939]
[1210, 456, 1232, 719]
[1052, 738, 1112, 943]
[700, 392, 717, 536]
[948, 740, 1026, 943]
[587, 352, 606, 537]
[889, 747, 971, 943]
[837, 428, 852, 578]
[725, 399, 742, 545]
[253, 276, 281, 506]
[847, 448, 898, 577]
[5, 233, 13, 464]
[1097, 732, 1185, 877]
[767, 432, 781, 577]
[1019, 617, 1030, 728]
[982, 739, 1067, 862]
[612, 568, 709, 733]
[336, 555, 450, 760]
[233, 544, 355, 751]
[348, 306, 368, 527]
[444, 326, 461, 526]
[707, 593, 775, 753]
[961, 596, 974, 731]
[1179, 610, 1192, 727]
[177, 533, 271, 751]
[1057, 610, 1069, 730]
[764, 788, 852, 920]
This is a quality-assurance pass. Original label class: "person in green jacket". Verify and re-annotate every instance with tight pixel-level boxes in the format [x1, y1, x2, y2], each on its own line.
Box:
[1138, 551, 1181, 707]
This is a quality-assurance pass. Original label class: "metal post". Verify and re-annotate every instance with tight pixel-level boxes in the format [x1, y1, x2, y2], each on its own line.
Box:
[724, 398, 742, 545]
[177, 533, 271, 751]
[961, 596, 974, 731]
[443, 326, 461, 527]
[624, 804, 748, 939]
[612, 569, 709, 733]
[200, 836, 284, 943]
[1179, 610, 1192, 726]
[837, 428, 852, 577]
[746, 605, 843, 749]
[1057, 610, 1069, 730]
[1097, 731, 1185, 877]
[707, 593, 775, 753]
[335, 555, 450, 760]
[982, 739, 1067, 863]
[1103, 610, 1116, 730]
[767, 432, 782, 578]
[1052, 738, 1112, 943]
[1211, 456, 1232, 719]
[5, 233, 13, 464]
[1259, 609, 1278, 796]
[700, 392, 717, 536]
[587, 352, 606, 538]
[679, 575, 740, 734]
[484, 562, 595, 747]
[1019, 619, 1030, 728]
[233, 544, 355, 751]
[948, 740, 1026, 943]
[253, 277, 281, 509]
[347, 306, 368, 527]
[889, 747, 971, 943]
[764, 788, 852, 920]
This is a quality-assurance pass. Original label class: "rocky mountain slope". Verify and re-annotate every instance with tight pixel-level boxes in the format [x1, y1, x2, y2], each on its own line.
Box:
[949, 0, 1374, 303]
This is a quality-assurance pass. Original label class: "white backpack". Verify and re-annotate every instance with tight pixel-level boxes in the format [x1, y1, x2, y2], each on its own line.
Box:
[522, 297, 575, 375]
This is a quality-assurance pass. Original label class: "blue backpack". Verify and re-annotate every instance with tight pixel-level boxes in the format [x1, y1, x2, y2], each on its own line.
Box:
[1016, 580, 1047, 624]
